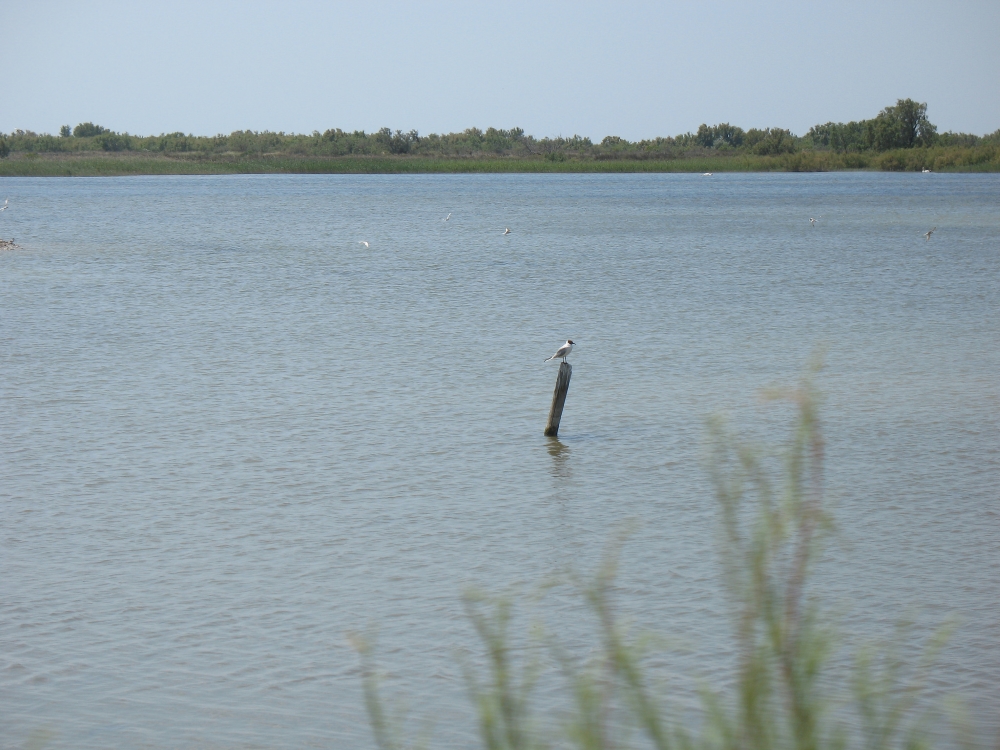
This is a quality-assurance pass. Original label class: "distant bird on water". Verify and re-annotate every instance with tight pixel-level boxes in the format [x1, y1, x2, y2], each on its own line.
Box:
[503, 227, 511, 235]
[810, 217, 819, 226]
[359, 241, 370, 248]
[0, 198, 8, 211]
[443, 213, 451, 222]
[922, 168, 932, 173]
[544, 340, 575, 363]
[924, 227, 936, 240]
[702, 173, 713, 176]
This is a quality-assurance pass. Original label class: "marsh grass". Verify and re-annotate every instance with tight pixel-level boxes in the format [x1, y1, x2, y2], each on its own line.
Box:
[351, 631, 433, 750]
[355, 356, 976, 750]
[0, 152, 764, 176]
[2, 148, 997, 176]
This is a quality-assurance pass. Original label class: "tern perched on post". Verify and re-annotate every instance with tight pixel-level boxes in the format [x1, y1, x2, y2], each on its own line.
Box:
[924, 227, 936, 240]
[544, 340, 575, 363]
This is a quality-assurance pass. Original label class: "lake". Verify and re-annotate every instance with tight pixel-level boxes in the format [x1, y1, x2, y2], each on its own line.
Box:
[2, 173, 998, 748]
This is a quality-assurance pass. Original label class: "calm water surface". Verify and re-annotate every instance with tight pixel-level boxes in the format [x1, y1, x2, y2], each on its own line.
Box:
[2, 173, 998, 748]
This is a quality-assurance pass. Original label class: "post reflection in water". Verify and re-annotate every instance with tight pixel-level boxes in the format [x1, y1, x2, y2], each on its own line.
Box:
[546, 436, 572, 482]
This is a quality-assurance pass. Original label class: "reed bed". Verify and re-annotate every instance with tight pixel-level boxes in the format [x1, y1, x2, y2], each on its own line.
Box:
[1, 148, 997, 176]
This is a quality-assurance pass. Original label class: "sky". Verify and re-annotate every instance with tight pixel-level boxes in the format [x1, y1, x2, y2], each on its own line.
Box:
[3, 0, 999, 141]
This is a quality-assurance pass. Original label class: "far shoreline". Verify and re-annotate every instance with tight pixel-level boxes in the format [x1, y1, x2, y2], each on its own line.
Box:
[2, 150, 999, 177]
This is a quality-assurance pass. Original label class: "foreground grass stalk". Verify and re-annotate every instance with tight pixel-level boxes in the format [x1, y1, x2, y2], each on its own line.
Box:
[706, 354, 837, 750]
[550, 645, 615, 750]
[356, 355, 970, 750]
[852, 620, 958, 750]
[584, 543, 673, 750]
[461, 591, 543, 750]
[350, 633, 434, 750]
[350, 633, 403, 750]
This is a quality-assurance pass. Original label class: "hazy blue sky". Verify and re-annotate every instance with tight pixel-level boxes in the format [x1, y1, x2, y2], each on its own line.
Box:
[3, 0, 998, 140]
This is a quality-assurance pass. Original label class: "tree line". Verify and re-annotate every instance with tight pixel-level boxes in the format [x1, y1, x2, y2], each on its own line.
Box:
[2, 100, 998, 161]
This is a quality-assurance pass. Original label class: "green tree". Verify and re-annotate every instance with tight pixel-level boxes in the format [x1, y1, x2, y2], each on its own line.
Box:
[746, 127, 797, 155]
[0, 137, 9, 159]
[879, 98, 937, 148]
[375, 128, 419, 154]
[99, 133, 131, 152]
[697, 122, 745, 149]
[807, 121, 869, 152]
[73, 122, 108, 137]
[808, 99, 937, 152]
[59, 125, 72, 138]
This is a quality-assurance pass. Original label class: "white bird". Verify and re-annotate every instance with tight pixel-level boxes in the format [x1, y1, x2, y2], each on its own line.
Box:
[922, 168, 932, 173]
[923, 227, 936, 240]
[359, 241, 370, 248]
[702, 173, 713, 176]
[503, 227, 511, 235]
[0, 198, 8, 211]
[810, 217, 819, 226]
[443, 213, 451, 222]
[544, 340, 575, 363]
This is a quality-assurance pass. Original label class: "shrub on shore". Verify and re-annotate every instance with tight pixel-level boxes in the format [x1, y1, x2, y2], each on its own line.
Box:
[3, 99, 997, 171]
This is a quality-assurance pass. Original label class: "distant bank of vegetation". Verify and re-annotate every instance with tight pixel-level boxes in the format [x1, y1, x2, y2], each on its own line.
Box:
[1, 99, 998, 175]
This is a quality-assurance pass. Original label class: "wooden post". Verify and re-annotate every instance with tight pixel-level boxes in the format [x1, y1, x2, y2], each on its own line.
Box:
[544, 362, 572, 437]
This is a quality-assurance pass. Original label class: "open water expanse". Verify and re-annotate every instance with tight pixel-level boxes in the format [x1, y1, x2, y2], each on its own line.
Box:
[1, 173, 999, 748]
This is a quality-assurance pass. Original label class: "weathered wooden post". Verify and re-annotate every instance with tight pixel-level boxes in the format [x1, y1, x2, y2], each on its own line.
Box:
[544, 362, 572, 437]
